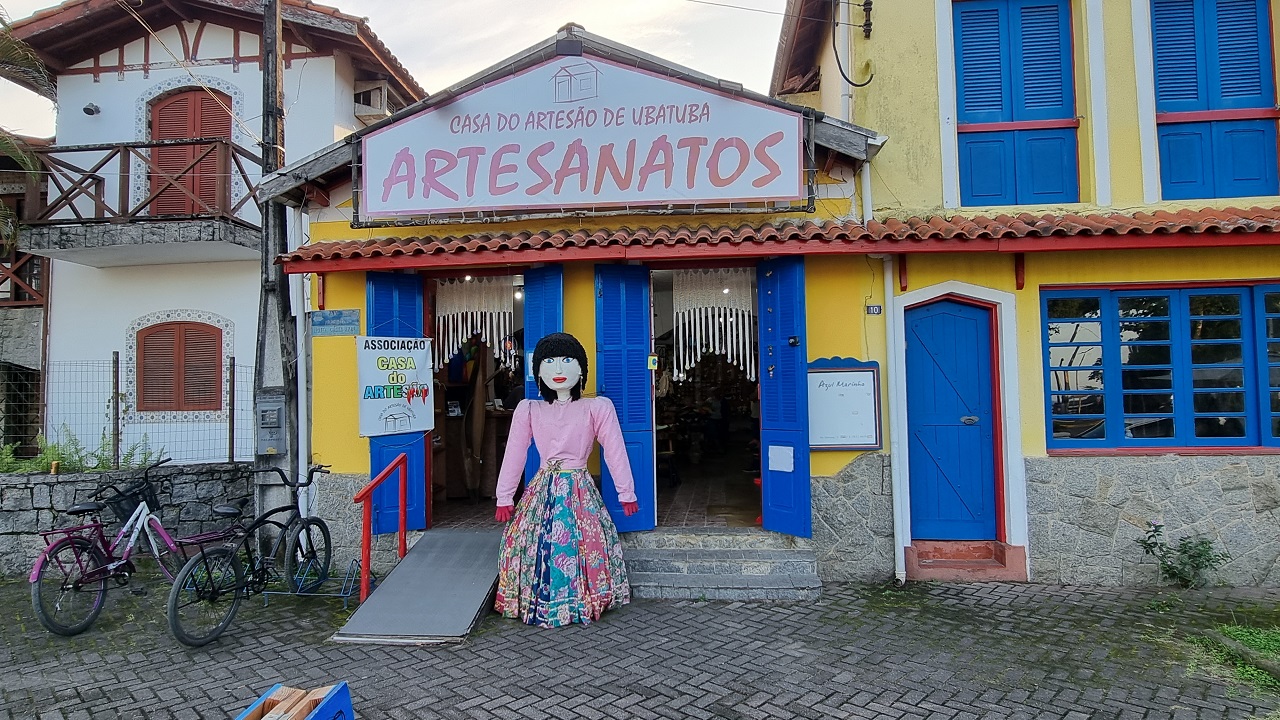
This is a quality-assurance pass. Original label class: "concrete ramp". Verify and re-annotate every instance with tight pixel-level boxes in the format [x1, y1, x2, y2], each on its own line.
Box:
[333, 528, 502, 645]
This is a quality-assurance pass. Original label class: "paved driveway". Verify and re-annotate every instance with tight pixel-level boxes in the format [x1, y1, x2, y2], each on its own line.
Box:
[2, 577, 1278, 719]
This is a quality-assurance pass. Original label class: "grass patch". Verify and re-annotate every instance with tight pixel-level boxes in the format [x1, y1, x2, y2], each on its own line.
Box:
[1189, 632, 1280, 694]
[1220, 625, 1280, 659]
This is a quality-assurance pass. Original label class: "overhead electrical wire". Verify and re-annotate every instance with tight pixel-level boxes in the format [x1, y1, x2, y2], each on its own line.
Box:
[830, 1, 873, 88]
[682, 0, 866, 27]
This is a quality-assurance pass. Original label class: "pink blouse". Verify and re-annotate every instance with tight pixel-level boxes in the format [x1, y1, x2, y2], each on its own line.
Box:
[494, 396, 637, 507]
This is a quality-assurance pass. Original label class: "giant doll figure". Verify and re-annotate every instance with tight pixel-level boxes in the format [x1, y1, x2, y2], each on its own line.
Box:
[493, 332, 639, 627]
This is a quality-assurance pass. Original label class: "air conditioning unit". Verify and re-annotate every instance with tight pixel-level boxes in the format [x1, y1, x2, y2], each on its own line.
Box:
[354, 80, 392, 124]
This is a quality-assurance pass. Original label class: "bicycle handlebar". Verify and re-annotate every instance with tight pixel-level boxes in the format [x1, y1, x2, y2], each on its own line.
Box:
[252, 464, 331, 488]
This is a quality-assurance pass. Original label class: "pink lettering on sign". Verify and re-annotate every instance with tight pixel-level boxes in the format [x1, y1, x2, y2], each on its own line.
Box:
[594, 140, 637, 194]
[421, 149, 459, 201]
[554, 140, 590, 194]
[708, 137, 750, 188]
[456, 146, 487, 198]
[526, 141, 556, 196]
[676, 137, 708, 190]
[382, 147, 416, 202]
[637, 134, 674, 192]
[752, 131, 785, 188]
[489, 143, 521, 196]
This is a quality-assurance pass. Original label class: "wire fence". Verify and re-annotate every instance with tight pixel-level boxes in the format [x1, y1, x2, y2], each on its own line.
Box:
[0, 355, 256, 467]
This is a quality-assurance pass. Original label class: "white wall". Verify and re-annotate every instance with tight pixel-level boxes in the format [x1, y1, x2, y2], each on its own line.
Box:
[44, 259, 260, 462]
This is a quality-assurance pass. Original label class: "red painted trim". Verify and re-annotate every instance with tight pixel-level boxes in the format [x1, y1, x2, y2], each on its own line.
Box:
[317, 273, 326, 310]
[1014, 253, 1025, 290]
[956, 118, 1081, 133]
[1049, 447, 1280, 456]
[897, 254, 908, 291]
[1156, 108, 1280, 124]
[422, 268, 526, 280]
[1040, 277, 1280, 291]
[643, 258, 761, 270]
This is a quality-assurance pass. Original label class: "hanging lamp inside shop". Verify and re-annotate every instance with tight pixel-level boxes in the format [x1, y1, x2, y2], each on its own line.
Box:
[671, 268, 757, 381]
[434, 276, 517, 369]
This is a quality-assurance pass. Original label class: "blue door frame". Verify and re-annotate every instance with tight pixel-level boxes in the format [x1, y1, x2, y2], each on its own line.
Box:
[905, 299, 998, 541]
[521, 266, 565, 484]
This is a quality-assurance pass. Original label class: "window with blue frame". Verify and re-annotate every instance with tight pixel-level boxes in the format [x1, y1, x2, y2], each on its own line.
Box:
[1043, 286, 1280, 449]
[953, 0, 1080, 206]
[1151, 0, 1279, 200]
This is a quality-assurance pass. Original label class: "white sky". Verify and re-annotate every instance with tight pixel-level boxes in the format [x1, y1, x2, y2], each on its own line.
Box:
[0, 0, 787, 139]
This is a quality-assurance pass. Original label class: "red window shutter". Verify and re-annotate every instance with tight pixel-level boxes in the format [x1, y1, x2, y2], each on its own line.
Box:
[137, 322, 223, 411]
[181, 324, 222, 410]
[138, 325, 178, 410]
[149, 90, 232, 214]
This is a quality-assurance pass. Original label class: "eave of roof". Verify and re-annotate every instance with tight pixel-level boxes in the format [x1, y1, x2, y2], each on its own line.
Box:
[9, 0, 424, 100]
[276, 206, 1280, 274]
[770, 0, 827, 97]
[259, 23, 885, 206]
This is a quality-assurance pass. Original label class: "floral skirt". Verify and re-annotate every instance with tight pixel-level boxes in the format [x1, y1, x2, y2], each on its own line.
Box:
[495, 465, 630, 627]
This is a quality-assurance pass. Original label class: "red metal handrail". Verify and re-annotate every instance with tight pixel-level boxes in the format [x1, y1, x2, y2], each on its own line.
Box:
[352, 452, 408, 602]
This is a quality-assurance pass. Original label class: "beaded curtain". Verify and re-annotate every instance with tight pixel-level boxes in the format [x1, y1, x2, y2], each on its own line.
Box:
[671, 268, 757, 381]
[434, 277, 516, 369]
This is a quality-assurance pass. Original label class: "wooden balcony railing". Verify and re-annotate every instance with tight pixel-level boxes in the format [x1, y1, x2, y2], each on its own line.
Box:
[21, 138, 263, 226]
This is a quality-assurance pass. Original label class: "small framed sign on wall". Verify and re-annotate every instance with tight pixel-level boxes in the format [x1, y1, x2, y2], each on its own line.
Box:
[807, 357, 882, 450]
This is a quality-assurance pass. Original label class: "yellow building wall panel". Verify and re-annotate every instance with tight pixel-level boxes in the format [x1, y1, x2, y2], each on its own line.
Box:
[310, 271, 370, 473]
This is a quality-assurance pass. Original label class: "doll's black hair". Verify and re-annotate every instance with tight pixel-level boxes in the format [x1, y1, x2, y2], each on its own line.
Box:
[531, 332, 589, 402]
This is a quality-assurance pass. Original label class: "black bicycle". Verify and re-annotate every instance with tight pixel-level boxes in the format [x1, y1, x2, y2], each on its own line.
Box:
[165, 464, 332, 647]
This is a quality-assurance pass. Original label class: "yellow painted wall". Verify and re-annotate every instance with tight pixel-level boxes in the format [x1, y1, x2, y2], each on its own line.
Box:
[563, 262, 598, 397]
[310, 271, 369, 473]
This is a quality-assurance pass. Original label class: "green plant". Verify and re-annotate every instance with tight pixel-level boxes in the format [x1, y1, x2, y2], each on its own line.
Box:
[0, 427, 162, 474]
[1136, 521, 1230, 589]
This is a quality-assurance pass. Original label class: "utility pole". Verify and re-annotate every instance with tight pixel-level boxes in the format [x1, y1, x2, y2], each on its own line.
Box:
[255, 0, 299, 486]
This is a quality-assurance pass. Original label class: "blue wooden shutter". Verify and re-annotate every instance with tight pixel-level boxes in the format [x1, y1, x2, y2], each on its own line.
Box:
[1213, 119, 1279, 197]
[595, 265, 655, 533]
[757, 257, 811, 538]
[1015, 128, 1080, 202]
[954, 1, 1010, 124]
[366, 272, 427, 535]
[521, 265, 564, 482]
[1207, 0, 1274, 111]
[1158, 121, 1215, 199]
[1010, 0, 1074, 121]
[959, 132, 1018, 205]
[1151, 0, 1206, 113]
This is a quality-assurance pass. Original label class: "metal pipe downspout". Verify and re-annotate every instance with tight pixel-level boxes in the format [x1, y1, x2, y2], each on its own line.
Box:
[859, 162, 873, 223]
[289, 205, 313, 516]
[883, 254, 907, 586]
[839, 0, 852, 124]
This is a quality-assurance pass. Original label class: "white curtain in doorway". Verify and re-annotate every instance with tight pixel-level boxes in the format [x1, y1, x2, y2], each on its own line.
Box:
[434, 276, 516, 369]
[672, 268, 756, 381]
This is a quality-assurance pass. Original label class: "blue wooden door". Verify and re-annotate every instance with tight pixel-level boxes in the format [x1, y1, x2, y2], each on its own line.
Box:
[595, 265, 656, 532]
[905, 300, 997, 540]
[757, 257, 811, 538]
[521, 266, 564, 483]
[366, 272, 427, 535]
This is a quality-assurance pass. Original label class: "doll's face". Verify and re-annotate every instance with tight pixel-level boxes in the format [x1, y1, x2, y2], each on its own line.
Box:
[538, 356, 582, 394]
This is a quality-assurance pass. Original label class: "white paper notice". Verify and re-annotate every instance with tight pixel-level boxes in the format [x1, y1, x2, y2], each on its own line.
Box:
[767, 445, 794, 473]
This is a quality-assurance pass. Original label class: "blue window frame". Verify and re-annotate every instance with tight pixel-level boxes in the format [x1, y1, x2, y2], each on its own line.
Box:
[1151, 0, 1279, 199]
[954, 0, 1079, 205]
[1043, 285, 1280, 449]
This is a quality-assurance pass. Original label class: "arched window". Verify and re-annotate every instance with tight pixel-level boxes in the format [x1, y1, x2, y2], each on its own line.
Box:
[137, 322, 222, 411]
[149, 89, 233, 215]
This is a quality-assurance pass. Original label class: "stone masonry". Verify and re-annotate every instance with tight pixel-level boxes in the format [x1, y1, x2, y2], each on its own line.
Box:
[1026, 454, 1280, 586]
[811, 452, 895, 582]
[0, 462, 252, 576]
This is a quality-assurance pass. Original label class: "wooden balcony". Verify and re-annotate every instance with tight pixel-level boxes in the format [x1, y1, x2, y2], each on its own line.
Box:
[18, 139, 264, 267]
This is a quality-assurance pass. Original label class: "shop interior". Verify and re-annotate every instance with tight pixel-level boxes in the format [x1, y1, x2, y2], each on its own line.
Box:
[429, 268, 762, 530]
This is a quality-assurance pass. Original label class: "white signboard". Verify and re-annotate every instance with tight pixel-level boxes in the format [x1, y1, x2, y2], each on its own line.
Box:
[807, 362, 881, 450]
[357, 336, 435, 438]
[361, 56, 805, 217]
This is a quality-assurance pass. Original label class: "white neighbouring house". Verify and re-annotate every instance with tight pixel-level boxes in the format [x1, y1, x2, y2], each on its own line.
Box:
[9, 0, 423, 463]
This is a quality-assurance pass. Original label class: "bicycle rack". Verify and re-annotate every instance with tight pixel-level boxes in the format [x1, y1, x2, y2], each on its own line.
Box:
[261, 558, 377, 610]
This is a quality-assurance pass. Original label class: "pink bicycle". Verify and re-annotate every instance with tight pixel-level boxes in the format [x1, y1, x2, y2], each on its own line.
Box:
[28, 458, 235, 635]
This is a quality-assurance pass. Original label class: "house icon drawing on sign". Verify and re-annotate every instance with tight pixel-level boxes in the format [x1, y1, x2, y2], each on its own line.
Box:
[552, 62, 600, 103]
[383, 411, 411, 433]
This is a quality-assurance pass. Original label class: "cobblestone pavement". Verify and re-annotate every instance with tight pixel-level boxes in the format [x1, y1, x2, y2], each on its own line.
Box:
[3, 574, 1279, 719]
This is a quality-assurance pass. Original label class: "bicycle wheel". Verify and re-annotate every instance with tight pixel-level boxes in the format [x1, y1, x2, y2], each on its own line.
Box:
[31, 536, 108, 636]
[166, 547, 243, 647]
[146, 517, 185, 581]
[283, 517, 332, 594]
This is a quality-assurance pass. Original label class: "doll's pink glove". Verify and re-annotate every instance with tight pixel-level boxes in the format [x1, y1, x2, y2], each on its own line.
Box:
[622, 501, 638, 516]
[495, 505, 513, 522]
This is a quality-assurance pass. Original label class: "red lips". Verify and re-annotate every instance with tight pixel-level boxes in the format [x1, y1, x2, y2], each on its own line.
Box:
[552, 376, 567, 383]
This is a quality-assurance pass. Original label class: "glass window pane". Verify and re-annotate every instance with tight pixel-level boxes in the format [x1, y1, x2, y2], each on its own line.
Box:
[1120, 345, 1172, 365]
[1049, 345, 1103, 367]
[1050, 369, 1104, 392]
[1273, 417, 1280, 438]
[1193, 392, 1245, 413]
[1120, 321, 1170, 341]
[1053, 418, 1106, 439]
[1189, 319, 1241, 339]
[1048, 322, 1102, 343]
[1124, 393, 1173, 414]
[1047, 297, 1100, 319]
[1266, 293, 1280, 314]
[1191, 343, 1243, 364]
[1122, 369, 1173, 389]
[1188, 294, 1240, 316]
[1192, 367, 1244, 388]
[1195, 417, 1247, 437]
[1051, 394, 1104, 415]
[1272, 391, 1280, 413]
[1270, 343, 1280, 362]
[1126, 417, 1174, 439]
[1119, 296, 1169, 318]
[1268, 319, 1280, 339]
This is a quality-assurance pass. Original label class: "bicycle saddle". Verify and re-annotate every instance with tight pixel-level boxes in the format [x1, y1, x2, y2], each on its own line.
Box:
[66, 502, 105, 516]
[212, 497, 250, 518]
